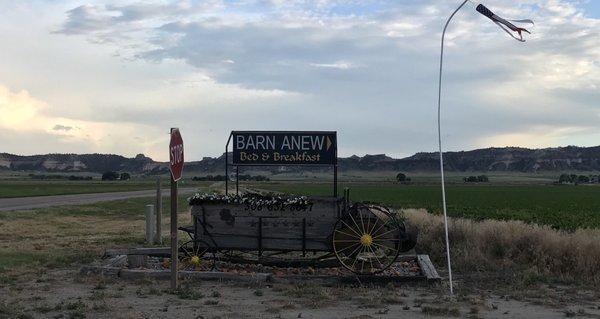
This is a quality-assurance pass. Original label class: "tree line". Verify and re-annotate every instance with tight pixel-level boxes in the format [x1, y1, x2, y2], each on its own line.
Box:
[557, 174, 600, 185]
[29, 174, 93, 181]
[191, 174, 270, 181]
[463, 175, 489, 183]
[101, 172, 131, 181]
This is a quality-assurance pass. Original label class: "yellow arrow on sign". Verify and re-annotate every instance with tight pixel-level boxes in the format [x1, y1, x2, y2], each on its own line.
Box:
[326, 136, 332, 151]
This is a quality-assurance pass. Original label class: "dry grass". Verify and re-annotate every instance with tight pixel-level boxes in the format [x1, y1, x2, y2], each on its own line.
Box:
[0, 208, 190, 271]
[404, 209, 600, 284]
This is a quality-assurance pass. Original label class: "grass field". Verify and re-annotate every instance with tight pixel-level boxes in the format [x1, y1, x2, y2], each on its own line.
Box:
[0, 195, 194, 272]
[0, 180, 209, 198]
[253, 182, 600, 231]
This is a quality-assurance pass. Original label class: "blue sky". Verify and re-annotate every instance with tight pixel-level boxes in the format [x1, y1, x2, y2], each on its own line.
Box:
[581, 1, 600, 17]
[0, 0, 599, 161]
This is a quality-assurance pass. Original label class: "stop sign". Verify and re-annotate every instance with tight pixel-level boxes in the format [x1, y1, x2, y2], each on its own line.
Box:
[169, 128, 184, 181]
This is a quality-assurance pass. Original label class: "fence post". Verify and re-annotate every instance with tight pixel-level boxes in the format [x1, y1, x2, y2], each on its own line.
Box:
[155, 177, 162, 244]
[145, 204, 155, 244]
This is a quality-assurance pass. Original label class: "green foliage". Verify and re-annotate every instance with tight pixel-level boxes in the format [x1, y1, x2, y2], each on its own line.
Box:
[28, 174, 93, 181]
[558, 173, 600, 185]
[463, 175, 489, 183]
[101, 171, 119, 181]
[192, 174, 269, 181]
[0, 195, 191, 219]
[396, 173, 407, 182]
[0, 180, 210, 198]
[396, 172, 412, 184]
[259, 182, 600, 230]
[0, 250, 98, 272]
[175, 287, 204, 300]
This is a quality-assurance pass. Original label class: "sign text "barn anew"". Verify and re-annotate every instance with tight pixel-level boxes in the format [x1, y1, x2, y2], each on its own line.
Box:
[232, 131, 337, 166]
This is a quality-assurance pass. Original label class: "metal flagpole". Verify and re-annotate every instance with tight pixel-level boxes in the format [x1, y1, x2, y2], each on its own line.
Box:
[437, 1, 532, 296]
[438, 0, 468, 296]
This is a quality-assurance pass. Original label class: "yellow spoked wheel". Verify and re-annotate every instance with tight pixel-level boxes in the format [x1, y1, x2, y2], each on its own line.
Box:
[332, 205, 402, 275]
[178, 240, 214, 270]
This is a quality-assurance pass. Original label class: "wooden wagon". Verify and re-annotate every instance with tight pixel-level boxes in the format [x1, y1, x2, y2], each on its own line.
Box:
[178, 192, 418, 275]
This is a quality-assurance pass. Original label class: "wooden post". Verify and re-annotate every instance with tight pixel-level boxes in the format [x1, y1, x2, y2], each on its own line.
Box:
[170, 174, 178, 290]
[155, 177, 162, 244]
[145, 204, 155, 244]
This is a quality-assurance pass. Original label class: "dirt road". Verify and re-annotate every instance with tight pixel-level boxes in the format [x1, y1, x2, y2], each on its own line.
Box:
[0, 188, 198, 211]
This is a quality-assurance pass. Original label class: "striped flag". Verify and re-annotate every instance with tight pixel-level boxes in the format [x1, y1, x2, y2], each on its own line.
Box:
[476, 4, 534, 42]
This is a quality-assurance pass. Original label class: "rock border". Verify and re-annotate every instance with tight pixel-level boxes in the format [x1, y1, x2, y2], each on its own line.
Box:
[82, 249, 441, 285]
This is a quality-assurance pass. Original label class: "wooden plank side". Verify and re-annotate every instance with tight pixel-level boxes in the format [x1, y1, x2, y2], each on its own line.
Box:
[191, 199, 339, 220]
[417, 255, 441, 281]
[189, 199, 340, 251]
[198, 216, 335, 238]
[195, 206, 337, 220]
[201, 234, 330, 251]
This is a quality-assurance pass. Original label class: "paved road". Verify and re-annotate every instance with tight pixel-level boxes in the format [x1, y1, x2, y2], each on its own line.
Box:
[0, 188, 198, 212]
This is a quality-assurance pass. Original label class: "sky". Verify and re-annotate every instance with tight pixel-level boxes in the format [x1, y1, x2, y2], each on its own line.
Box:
[0, 0, 599, 161]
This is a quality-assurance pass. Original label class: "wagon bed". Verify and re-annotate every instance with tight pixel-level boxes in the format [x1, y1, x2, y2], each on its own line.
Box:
[180, 192, 417, 275]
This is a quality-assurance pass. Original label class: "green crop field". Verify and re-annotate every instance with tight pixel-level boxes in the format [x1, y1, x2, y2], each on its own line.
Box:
[0, 180, 210, 198]
[253, 182, 600, 231]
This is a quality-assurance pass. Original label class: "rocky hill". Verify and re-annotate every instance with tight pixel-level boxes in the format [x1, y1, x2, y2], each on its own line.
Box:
[2, 145, 600, 174]
[0, 153, 166, 174]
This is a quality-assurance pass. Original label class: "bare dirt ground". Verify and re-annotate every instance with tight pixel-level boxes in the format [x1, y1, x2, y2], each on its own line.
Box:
[2, 197, 600, 318]
[2, 267, 600, 318]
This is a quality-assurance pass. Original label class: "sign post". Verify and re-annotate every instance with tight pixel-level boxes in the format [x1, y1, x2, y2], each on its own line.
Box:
[226, 131, 337, 196]
[169, 128, 184, 290]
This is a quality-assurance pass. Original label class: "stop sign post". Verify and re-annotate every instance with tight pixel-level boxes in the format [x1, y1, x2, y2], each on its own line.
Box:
[169, 128, 184, 290]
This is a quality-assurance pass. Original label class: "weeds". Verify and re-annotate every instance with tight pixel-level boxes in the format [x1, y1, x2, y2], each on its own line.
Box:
[421, 304, 461, 317]
[136, 286, 163, 298]
[175, 287, 204, 300]
[405, 209, 600, 284]
[33, 304, 54, 314]
[0, 301, 32, 319]
[284, 284, 333, 308]
[91, 302, 109, 312]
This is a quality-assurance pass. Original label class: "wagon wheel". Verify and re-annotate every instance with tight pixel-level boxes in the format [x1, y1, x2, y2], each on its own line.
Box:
[332, 205, 402, 275]
[178, 239, 216, 271]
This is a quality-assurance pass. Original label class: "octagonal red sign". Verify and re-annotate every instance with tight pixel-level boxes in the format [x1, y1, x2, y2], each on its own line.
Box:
[169, 128, 184, 181]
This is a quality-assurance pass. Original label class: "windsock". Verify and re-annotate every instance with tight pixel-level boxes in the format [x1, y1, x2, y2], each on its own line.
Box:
[476, 3, 534, 42]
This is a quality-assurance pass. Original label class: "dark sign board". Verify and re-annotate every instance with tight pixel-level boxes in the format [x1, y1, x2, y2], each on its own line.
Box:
[232, 131, 337, 166]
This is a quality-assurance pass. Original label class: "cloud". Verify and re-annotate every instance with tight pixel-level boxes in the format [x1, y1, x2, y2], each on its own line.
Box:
[1, 0, 598, 161]
[310, 61, 356, 70]
[52, 124, 73, 131]
[0, 84, 167, 158]
[0, 86, 47, 130]
[56, 1, 223, 35]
